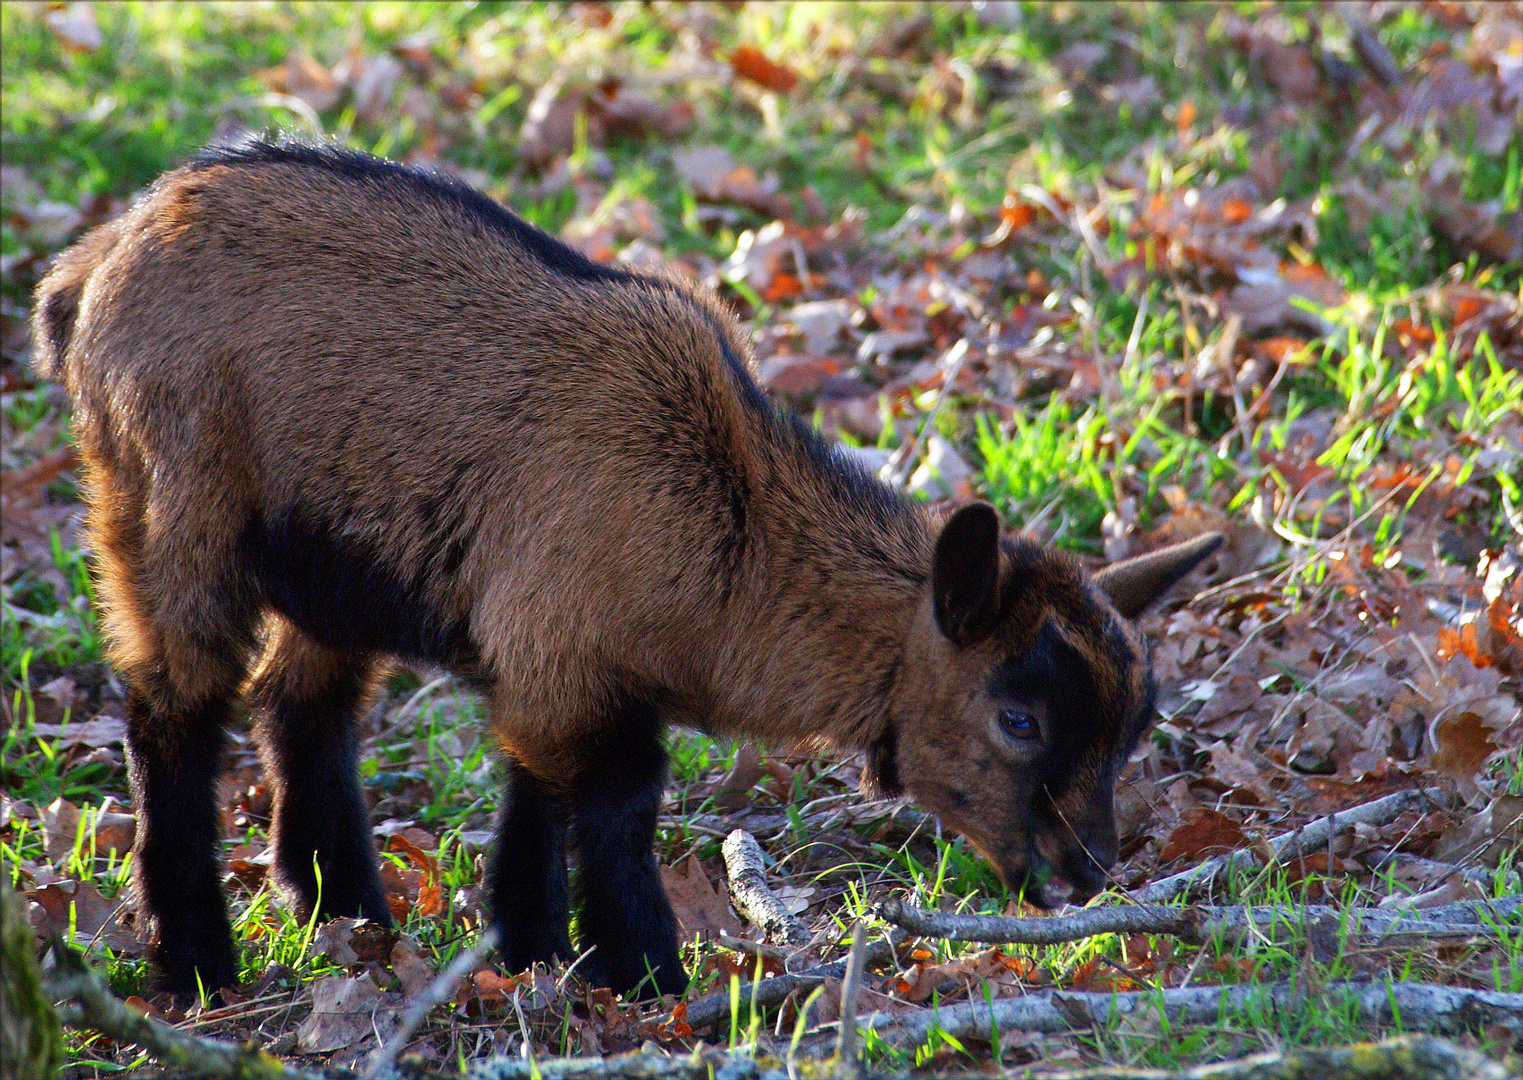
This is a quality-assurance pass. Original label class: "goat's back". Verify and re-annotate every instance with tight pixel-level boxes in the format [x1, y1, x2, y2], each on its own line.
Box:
[43, 138, 776, 694]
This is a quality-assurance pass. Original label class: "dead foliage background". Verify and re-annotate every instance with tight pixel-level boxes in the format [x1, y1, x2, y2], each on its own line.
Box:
[1, 2, 1520, 1077]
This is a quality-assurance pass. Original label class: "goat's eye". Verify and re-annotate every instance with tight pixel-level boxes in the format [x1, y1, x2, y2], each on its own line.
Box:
[999, 708, 1038, 739]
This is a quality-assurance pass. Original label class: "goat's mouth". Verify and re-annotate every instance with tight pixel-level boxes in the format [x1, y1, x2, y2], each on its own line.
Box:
[1002, 856, 1075, 910]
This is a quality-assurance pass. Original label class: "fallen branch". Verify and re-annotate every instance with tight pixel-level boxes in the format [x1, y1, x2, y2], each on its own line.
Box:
[466, 1033, 1509, 1080]
[877, 896, 1521, 947]
[834, 923, 868, 1077]
[39, 941, 326, 1080]
[723, 830, 811, 947]
[1364, 851, 1522, 892]
[861, 981, 1523, 1049]
[1131, 788, 1441, 904]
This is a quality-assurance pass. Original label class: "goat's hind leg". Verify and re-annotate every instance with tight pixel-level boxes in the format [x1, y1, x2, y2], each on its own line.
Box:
[249, 619, 389, 925]
[95, 481, 256, 996]
[126, 682, 243, 996]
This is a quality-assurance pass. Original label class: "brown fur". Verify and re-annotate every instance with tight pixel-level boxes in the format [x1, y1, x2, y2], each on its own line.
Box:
[33, 136, 1220, 995]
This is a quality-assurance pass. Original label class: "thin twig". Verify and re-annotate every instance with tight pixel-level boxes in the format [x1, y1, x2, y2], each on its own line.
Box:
[680, 934, 901, 1031]
[364, 925, 500, 1079]
[890, 337, 970, 488]
[465, 1033, 1514, 1080]
[833, 922, 867, 1078]
[1130, 787, 1443, 903]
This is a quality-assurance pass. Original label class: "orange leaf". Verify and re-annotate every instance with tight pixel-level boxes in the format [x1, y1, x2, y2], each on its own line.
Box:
[1258, 337, 1309, 364]
[416, 877, 443, 919]
[1001, 201, 1038, 230]
[474, 969, 520, 998]
[1453, 296, 1485, 325]
[1488, 596, 1523, 649]
[1176, 98, 1197, 135]
[853, 132, 874, 170]
[762, 273, 804, 302]
[388, 833, 438, 875]
[730, 45, 800, 93]
[1436, 624, 1488, 666]
[123, 996, 167, 1021]
[1392, 318, 1436, 347]
[1221, 198, 1253, 224]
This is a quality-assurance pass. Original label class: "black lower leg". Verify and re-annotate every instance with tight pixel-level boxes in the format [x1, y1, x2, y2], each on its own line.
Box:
[253, 643, 389, 925]
[126, 689, 239, 995]
[488, 759, 572, 972]
[569, 702, 685, 999]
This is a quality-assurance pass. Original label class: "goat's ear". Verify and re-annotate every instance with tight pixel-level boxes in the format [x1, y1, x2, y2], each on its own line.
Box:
[1094, 532, 1225, 618]
[933, 502, 1002, 646]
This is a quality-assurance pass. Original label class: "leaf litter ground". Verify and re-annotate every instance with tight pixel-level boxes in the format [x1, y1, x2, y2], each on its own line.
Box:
[1, 2, 1520, 1076]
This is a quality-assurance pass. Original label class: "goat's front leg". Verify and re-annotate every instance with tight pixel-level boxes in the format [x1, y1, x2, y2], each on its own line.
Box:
[566, 701, 686, 999]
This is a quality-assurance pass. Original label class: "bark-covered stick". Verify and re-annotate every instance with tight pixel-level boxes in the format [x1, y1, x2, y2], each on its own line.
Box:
[863, 981, 1523, 1050]
[467, 1033, 1517, 1080]
[834, 922, 867, 1078]
[39, 943, 326, 1080]
[722, 830, 811, 947]
[1131, 788, 1441, 904]
[878, 896, 1522, 947]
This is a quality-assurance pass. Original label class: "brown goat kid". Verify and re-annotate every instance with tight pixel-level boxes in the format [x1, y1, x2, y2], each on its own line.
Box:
[33, 136, 1221, 1000]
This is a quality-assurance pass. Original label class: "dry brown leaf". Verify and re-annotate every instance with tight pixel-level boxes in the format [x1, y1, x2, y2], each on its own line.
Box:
[521, 77, 590, 168]
[659, 854, 741, 940]
[296, 974, 391, 1053]
[390, 937, 436, 996]
[26, 878, 142, 955]
[593, 85, 695, 140]
[1431, 710, 1499, 783]
[1158, 807, 1247, 865]
[345, 53, 403, 124]
[260, 50, 342, 114]
[1206, 740, 1276, 804]
[380, 861, 423, 919]
[672, 146, 788, 217]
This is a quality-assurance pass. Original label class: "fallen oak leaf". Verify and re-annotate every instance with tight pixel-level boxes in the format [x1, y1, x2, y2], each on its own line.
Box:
[660, 854, 742, 940]
[25, 878, 143, 956]
[390, 937, 436, 996]
[380, 861, 423, 920]
[1431, 711, 1499, 785]
[296, 974, 394, 1053]
[258, 49, 342, 114]
[1158, 807, 1248, 865]
[387, 831, 438, 874]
